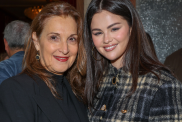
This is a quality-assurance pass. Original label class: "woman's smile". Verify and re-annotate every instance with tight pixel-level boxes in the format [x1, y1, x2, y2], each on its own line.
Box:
[53, 56, 69, 62]
[104, 44, 118, 52]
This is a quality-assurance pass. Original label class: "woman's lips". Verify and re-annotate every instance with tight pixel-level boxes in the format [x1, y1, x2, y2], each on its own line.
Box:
[53, 56, 69, 62]
[104, 44, 117, 52]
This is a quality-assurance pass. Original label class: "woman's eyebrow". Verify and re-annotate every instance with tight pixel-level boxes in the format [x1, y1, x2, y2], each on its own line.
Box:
[47, 32, 60, 36]
[91, 22, 121, 32]
[91, 28, 102, 32]
[107, 22, 121, 29]
[69, 34, 78, 36]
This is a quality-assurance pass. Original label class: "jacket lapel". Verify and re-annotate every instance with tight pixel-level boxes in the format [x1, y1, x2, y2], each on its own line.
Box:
[33, 76, 70, 122]
[63, 77, 89, 122]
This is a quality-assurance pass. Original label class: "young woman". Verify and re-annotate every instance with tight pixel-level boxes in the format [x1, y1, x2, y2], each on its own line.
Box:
[83, 0, 182, 121]
[0, 2, 88, 122]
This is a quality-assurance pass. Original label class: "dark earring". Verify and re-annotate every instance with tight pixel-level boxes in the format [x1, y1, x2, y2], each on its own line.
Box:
[35, 53, 40, 60]
[92, 46, 102, 61]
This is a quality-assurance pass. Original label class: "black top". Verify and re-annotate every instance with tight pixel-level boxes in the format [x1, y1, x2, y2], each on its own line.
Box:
[54, 74, 80, 122]
[0, 73, 89, 122]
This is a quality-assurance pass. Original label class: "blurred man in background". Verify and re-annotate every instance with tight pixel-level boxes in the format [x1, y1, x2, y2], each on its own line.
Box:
[164, 48, 182, 82]
[0, 20, 30, 84]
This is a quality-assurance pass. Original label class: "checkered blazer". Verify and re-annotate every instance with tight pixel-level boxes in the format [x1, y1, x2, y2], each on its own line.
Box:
[88, 64, 182, 122]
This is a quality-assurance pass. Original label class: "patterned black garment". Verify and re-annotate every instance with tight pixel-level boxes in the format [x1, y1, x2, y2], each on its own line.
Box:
[88, 64, 182, 122]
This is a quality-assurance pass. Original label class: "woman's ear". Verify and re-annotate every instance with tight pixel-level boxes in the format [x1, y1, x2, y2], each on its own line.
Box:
[32, 32, 40, 51]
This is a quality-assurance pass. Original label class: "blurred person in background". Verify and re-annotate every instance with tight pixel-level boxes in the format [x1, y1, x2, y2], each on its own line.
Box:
[0, 2, 88, 122]
[0, 20, 30, 84]
[164, 48, 182, 82]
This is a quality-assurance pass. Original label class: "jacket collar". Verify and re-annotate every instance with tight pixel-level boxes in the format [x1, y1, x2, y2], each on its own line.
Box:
[33, 75, 69, 122]
[33, 75, 88, 122]
[63, 76, 89, 122]
[107, 64, 128, 76]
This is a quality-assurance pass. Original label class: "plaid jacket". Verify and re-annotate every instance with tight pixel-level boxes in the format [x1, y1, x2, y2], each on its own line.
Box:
[88, 65, 182, 122]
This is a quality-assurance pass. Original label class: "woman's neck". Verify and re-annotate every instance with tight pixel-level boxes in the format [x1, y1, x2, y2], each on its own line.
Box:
[110, 58, 124, 69]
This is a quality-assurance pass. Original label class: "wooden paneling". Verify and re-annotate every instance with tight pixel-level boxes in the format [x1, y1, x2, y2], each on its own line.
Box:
[65, 0, 76, 8]
[76, 0, 84, 19]
[130, 0, 136, 7]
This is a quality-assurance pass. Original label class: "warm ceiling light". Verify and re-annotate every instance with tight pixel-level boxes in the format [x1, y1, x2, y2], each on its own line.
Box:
[24, 5, 44, 20]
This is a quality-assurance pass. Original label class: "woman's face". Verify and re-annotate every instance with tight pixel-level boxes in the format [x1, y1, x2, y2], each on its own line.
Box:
[33, 16, 78, 75]
[91, 10, 131, 69]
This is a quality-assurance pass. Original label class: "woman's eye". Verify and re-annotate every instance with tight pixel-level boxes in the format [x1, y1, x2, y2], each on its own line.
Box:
[68, 37, 77, 44]
[51, 36, 57, 40]
[93, 32, 102, 36]
[111, 28, 120, 32]
[70, 37, 76, 41]
[49, 36, 59, 42]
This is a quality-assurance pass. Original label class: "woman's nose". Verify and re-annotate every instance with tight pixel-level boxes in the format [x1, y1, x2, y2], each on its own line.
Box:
[59, 41, 69, 55]
[104, 34, 112, 44]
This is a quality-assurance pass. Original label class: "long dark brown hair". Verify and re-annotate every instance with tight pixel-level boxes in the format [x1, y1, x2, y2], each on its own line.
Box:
[22, 1, 86, 100]
[146, 32, 157, 58]
[83, 0, 169, 107]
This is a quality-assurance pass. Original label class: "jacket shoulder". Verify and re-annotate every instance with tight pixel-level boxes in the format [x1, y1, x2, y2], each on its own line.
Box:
[145, 69, 180, 87]
[0, 73, 38, 95]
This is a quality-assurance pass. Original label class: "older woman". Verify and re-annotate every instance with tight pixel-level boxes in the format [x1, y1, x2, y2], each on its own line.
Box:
[84, 0, 182, 121]
[0, 2, 88, 122]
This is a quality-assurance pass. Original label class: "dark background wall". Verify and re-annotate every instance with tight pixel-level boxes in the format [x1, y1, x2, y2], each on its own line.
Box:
[0, 10, 17, 54]
[136, 0, 182, 63]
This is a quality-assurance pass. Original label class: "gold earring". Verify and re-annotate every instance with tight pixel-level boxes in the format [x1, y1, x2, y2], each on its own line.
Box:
[92, 46, 102, 61]
[35, 53, 40, 60]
